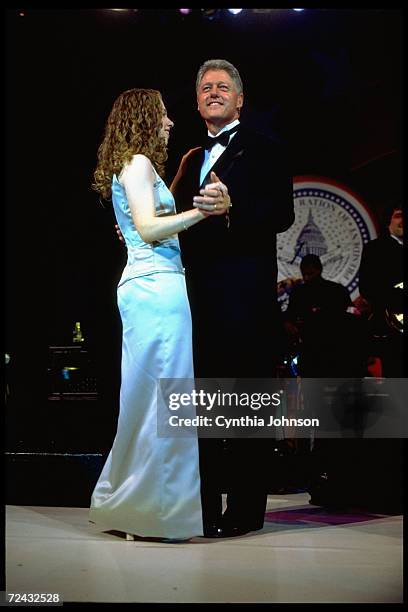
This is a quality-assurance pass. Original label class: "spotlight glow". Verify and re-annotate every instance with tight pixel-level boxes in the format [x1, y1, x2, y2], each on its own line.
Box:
[202, 9, 217, 19]
[293, 8, 304, 11]
[179, 9, 191, 14]
[228, 9, 243, 15]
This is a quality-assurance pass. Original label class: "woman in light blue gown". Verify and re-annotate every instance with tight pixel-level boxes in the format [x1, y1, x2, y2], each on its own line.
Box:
[89, 89, 231, 540]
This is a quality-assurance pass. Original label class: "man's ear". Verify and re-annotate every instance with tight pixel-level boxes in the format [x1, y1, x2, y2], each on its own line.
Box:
[237, 93, 244, 111]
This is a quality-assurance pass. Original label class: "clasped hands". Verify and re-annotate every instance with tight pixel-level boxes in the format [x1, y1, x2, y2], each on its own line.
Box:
[193, 171, 231, 216]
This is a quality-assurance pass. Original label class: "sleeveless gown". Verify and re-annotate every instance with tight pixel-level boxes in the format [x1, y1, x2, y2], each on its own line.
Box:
[89, 164, 203, 539]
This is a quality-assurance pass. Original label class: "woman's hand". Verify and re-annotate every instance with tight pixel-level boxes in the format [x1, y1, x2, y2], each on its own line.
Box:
[193, 171, 232, 216]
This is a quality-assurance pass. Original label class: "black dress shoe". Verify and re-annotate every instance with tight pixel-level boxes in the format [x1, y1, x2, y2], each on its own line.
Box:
[201, 523, 224, 538]
[222, 524, 252, 537]
[222, 523, 264, 537]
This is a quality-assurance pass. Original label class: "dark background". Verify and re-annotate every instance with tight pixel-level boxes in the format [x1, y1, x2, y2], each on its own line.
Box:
[5, 8, 403, 449]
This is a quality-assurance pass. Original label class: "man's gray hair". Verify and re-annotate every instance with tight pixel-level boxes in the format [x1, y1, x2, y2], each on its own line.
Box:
[196, 59, 243, 95]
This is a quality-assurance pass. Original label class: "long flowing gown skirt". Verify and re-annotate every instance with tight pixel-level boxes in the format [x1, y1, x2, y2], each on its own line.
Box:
[89, 271, 203, 539]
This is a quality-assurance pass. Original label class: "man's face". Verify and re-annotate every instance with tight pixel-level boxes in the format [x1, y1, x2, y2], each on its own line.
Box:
[301, 266, 321, 283]
[197, 69, 243, 130]
[388, 209, 403, 239]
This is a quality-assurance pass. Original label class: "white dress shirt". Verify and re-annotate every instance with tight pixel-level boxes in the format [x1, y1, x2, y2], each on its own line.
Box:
[199, 119, 240, 186]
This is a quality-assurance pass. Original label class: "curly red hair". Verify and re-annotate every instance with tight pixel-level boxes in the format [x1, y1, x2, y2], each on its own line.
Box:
[93, 88, 168, 199]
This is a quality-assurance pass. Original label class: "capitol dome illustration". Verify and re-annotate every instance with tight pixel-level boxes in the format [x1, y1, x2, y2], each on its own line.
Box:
[295, 209, 328, 259]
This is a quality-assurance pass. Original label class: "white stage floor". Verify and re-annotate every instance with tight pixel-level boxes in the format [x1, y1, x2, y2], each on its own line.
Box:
[6, 493, 403, 603]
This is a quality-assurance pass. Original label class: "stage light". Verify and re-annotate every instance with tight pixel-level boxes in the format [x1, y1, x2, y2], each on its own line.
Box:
[179, 9, 191, 14]
[293, 8, 304, 11]
[201, 9, 218, 20]
[227, 9, 243, 14]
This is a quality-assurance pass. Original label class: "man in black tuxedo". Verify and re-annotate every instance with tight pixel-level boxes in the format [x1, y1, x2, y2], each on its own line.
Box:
[359, 206, 403, 376]
[171, 59, 294, 537]
[336, 205, 405, 515]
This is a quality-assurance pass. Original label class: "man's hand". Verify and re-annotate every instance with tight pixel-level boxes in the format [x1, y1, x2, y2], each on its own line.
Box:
[193, 171, 231, 216]
[115, 224, 125, 243]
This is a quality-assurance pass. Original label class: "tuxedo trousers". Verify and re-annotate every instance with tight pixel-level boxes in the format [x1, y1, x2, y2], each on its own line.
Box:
[186, 262, 281, 528]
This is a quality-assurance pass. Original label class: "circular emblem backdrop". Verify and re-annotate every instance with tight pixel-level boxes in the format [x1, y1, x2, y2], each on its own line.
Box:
[277, 176, 378, 310]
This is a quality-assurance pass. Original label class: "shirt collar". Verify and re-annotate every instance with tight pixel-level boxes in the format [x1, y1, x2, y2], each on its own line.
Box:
[207, 119, 240, 138]
[390, 233, 403, 245]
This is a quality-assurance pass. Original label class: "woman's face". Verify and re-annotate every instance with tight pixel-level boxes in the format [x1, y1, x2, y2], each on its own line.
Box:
[159, 101, 174, 145]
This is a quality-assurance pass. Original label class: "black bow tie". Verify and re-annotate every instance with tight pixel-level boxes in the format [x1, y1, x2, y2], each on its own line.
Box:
[204, 125, 239, 150]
